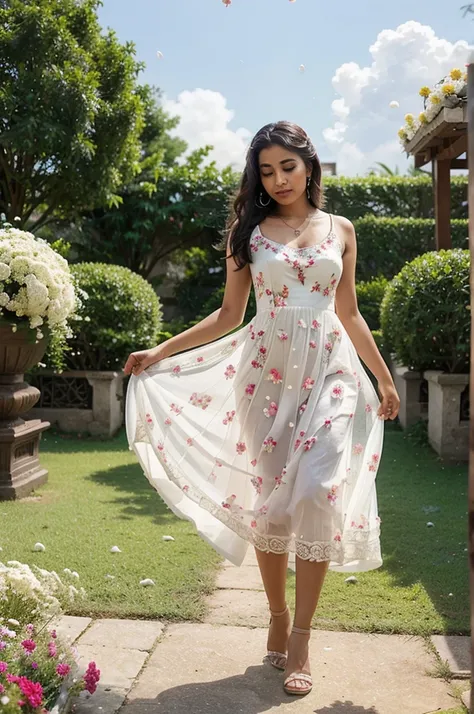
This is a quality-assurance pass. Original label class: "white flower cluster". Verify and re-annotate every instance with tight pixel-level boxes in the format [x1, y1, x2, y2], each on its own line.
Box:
[0, 560, 86, 623]
[398, 68, 467, 148]
[0, 226, 77, 339]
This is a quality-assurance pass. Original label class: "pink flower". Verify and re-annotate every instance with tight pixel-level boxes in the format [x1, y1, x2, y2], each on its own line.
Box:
[223, 410, 236, 425]
[353, 443, 363, 455]
[251, 476, 263, 494]
[171, 365, 181, 376]
[263, 436, 277, 453]
[7, 675, 43, 708]
[56, 663, 71, 677]
[21, 639, 36, 653]
[266, 367, 283, 384]
[250, 458, 257, 466]
[196, 356, 204, 363]
[48, 641, 57, 658]
[30, 662, 38, 670]
[365, 403, 372, 413]
[186, 438, 193, 446]
[251, 359, 261, 369]
[83, 662, 101, 695]
[0, 684, 4, 694]
[0, 662, 7, 673]
[263, 401, 278, 418]
[50, 629, 57, 640]
[311, 319, 320, 329]
[297, 319, 307, 328]
[164, 417, 172, 426]
[309, 340, 317, 349]
[245, 383, 255, 397]
[224, 364, 236, 379]
[294, 439, 301, 451]
[324, 418, 332, 429]
[182, 485, 189, 492]
[303, 437, 317, 451]
[302, 377, 314, 390]
[236, 441, 246, 454]
[331, 383, 344, 399]
[277, 330, 288, 341]
[250, 520, 257, 528]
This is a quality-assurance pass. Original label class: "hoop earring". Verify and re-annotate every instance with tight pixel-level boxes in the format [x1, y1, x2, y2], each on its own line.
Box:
[255, 191, 271, 208]
[306, 176, 311, 200]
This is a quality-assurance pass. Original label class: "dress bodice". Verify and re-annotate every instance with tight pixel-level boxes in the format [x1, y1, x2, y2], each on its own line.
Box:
[249, 222, 345, 314]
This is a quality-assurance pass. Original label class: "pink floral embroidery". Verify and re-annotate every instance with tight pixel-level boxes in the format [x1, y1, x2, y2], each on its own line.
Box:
[157, 441, 164, 452]
[251, 476, 263, 494]
[270, 310, 276, 319]
[331, 383, 344, 399]
[170, 403, 183, 415]
[164, 417, 172, 426]
[189, 392, 212, 409]
[368, 453, 380, 472]
[258, 504, 269, 516]
[171, 365, 181, 376]
[223, 410, 236, 425]
[251, 359, 263, 369]
[224, 364, 236, 379]
[245, 383, 256, 397]
[236, 441, 247, 454]
[294, 439, 302, 451]
[250, 519, 257, 528]
[327, 484, 339, 505]
[297, 319, 307, 328]
[303, 436, 317, 450]
[231, 339, 238, 347]
[274, 470, 286, 487]
[333, 530, 342, 542]
[254, 272, 265, 299]
[196, 356, 204, 363]
[277, 330, 288, 341]
[351, 514, 369, 529]
[266, 368, 283, 384]
[273, 284, 289, 307]
[183, 485, 189, 493]
[311, 319, 321, 330]
[311, 281, 321, 293]
[251, 458, 257, 467]
[222, 494, 237, 509]
[353, 442, 364, 455]
[145, 413, 153, 425]
[298, 402, 307, 415]
[365, 403, 373, 413]
[324, 418, 332, 429]
[302, 377, 315, 390]
[263, 436, 277, 452]
[263, 401, 278, 418]
[186, 438, 193, 446]
[309, 340, 317, 349]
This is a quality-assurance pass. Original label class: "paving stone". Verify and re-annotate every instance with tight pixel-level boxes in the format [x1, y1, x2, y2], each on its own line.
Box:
[77, 618, 163, 651]
[75, 643, 148, 689]
[431, 634, 470, 677]
[461, 686, 470, 709]
[216, 564, 264, 590]
[53, 615, 92, 644]
[121, 623, 454, 714]
[74, 686, 129, 714]
[204, 588, 270, 627]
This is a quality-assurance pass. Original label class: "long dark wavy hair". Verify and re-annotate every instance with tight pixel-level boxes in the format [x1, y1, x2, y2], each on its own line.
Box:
[219, 121, 326, 271]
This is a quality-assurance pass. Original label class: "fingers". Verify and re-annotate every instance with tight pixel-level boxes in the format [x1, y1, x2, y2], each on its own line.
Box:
[124, 353, 143, 376]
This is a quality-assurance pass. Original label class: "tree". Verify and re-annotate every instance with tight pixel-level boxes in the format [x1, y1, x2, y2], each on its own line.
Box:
[367, 161, 430, 177]
[0, 0, 146, 230]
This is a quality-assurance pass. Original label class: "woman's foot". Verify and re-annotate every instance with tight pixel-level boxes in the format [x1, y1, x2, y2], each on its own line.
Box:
[263, 605, 292, 670]
[283, 626, 313, 695]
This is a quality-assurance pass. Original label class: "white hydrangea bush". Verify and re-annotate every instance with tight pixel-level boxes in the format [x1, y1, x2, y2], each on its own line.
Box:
[0, 224, 77, 341]
[0, 560, 86, 626]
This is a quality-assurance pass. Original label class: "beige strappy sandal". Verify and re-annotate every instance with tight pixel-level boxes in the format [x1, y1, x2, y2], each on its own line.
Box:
[262, 605, 290, 671]
[283, 625, 313, 696]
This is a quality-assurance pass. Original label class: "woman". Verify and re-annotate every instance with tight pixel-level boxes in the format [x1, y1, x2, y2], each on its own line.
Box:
[124, 121, 400, 697]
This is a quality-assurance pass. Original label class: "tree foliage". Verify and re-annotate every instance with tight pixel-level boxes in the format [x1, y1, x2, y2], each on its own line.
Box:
[0, 0, 146, 230]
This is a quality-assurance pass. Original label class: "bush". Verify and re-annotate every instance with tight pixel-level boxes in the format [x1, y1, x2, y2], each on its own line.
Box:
[55, 263, 163, 371]
[356, 276, 389, 331]
[380, 249, 470, 373]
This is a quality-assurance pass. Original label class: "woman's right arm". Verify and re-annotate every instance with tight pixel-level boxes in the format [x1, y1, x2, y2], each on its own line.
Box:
[124, 237, 252, 375]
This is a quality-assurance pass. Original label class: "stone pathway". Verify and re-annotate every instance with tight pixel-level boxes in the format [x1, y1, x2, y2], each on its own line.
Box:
[60, 548, 470, 714]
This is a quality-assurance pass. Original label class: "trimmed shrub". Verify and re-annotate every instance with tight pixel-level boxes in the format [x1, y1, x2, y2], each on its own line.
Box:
[62, 263, 163, 370]
[356, 276, 390, 331]
[380, 249, 470, 374]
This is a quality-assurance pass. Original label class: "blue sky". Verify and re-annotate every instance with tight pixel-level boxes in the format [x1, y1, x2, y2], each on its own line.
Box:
[97, 0, 472, 175]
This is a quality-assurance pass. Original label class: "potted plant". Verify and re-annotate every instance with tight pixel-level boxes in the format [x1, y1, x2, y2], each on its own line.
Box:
[0, 222, 78, 499]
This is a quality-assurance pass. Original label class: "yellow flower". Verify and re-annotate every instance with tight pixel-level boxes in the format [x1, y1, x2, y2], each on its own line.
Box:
[450, 68, 462, 81]
[404, 113, 414, 124]
[429, 94, 441, 105]
[441, 83, 455, 95]
[419, 86, 431, 98]
[419, 112, 428, 124]
[463, 72, 468, 82]
[398, 128, 407, 140]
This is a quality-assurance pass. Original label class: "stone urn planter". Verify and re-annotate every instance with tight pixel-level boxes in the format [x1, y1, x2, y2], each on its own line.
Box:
[30, 369, 125, 437]
[0, 323, 50, 500]
[388, 352, 427, 428]
[424, 370, 469, 461]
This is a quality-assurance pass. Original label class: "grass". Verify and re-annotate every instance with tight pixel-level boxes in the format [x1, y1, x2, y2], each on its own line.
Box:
[0, 421, 469, 636]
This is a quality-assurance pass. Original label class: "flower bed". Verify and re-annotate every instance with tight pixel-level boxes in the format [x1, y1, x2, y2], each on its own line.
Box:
[0, 561, 100, 713]
[398, 68, 467, 147]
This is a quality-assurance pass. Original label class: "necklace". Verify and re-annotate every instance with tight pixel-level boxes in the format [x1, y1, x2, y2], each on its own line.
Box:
[277, 210, 318, 237]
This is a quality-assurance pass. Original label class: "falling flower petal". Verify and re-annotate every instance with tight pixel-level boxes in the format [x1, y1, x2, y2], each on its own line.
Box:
[156, 50, 164, 59]
[345, 576, 358, 584]
[110, 546, 122, 553]
[389, 100, 399, 109]
[427, 522, 434, 527]
[162, 535, 175, 541]
[299, 64, 305, 73]
[140, 578, 155, 586]
[33, 542, 45, 552]
[105, 574, 115, 580]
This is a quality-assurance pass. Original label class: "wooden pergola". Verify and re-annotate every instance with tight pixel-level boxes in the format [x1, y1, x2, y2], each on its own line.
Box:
[404, 105, 467, 250]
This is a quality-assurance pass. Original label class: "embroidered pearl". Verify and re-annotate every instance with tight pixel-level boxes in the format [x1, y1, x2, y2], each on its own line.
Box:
[265, 396, 270, 400]
[292, 348, 296, 351]
[288, 422, 294, 428]
[293, 365, 298, 368]
[287, 385, 293, 389]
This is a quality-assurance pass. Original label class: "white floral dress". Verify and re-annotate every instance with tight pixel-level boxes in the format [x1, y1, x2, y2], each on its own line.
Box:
[126, 215, 385, 572]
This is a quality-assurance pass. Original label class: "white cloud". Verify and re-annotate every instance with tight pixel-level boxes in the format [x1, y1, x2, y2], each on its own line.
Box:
[322, 21, 472, 176]
[162, 88, 252, 170]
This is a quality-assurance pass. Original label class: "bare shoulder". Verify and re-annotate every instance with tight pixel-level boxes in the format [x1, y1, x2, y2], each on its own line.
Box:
[332, 214, 356, 255]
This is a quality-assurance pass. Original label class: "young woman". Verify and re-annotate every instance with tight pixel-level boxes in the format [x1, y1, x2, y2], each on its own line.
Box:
[125, 121, 400, 697]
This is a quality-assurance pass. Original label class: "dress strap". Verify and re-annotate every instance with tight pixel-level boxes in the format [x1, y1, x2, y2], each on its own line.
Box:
[328, 213, 333, 234]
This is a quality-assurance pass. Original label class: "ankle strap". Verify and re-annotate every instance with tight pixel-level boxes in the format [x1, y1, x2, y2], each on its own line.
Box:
[292, 625, 311, 635]
[269, 605, 288, 617]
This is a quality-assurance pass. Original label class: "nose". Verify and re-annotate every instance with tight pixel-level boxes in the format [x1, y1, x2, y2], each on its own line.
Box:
[275, 172, 288, 187]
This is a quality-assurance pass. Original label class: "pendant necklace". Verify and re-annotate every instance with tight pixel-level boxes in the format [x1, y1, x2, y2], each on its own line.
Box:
[278, 210, 318, 237]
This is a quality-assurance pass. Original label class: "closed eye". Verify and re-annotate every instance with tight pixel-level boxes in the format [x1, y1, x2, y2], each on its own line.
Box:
[261, 167, 295, 177]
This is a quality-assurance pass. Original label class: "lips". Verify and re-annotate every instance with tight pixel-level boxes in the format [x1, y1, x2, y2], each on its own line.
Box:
[275, 189, 292, 196]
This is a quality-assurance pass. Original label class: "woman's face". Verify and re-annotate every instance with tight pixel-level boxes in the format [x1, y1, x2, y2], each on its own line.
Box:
[258, 144, 310, 205]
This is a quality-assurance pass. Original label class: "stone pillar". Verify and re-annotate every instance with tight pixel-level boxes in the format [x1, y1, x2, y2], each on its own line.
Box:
[388, 353, 425, 428]
[424, 370, 469, 461]
[86, 371, 124, 437]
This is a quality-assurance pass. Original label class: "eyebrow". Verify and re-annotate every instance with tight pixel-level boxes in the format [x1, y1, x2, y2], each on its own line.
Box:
[259, 158, 297, 168]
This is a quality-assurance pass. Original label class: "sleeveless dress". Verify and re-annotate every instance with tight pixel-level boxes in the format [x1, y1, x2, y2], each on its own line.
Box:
[126, 215, 385, 573]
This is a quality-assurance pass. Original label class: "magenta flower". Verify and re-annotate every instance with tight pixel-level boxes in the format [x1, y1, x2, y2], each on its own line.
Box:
[21, 639, 36, 653]
[56, 663, 71, 677]
[0, 661, 7, 672]
[83, 662, 101, 694]
[48, 641, 57, 658]
[31, 661, 38, 670]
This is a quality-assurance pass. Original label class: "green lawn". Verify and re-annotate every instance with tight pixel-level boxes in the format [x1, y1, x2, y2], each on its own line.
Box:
[0, 422, 469, 636]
